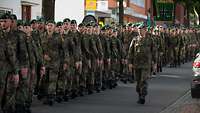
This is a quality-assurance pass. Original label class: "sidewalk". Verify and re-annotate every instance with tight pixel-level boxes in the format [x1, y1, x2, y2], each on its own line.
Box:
[160, 91, 200, 113]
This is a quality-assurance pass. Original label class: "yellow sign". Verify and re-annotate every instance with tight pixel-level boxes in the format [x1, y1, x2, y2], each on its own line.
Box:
[86, 0, 97, 11]
[157, 0, 174, 3]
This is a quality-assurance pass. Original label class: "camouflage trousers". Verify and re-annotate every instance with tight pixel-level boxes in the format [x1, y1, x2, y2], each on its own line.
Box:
[2, 71, 18, 113]
[135, 68, 149, 98]
[0, 70, 8, 112]
[57, 68, 72, 97]
[15, 67, 30, 111]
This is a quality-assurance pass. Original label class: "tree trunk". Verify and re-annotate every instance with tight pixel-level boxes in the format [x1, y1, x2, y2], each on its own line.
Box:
[119, 0, 124, 25]
[186, 6, 190, 27]
[173, 1, 177, 25]
[42, 0, 55, 21]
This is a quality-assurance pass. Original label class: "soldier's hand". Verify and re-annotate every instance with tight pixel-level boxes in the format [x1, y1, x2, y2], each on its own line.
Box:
[11, 74, 19, 86]
[107, 59, 111, 65]
[40, 66, 46, 77]
[75, 61, 81, 69]
[44, 54, 51, 61]
[125, 59, 128, 64]
[63, 63, 68, 70]
[100, 59, 104, 65]
[20, 68, 28, 78]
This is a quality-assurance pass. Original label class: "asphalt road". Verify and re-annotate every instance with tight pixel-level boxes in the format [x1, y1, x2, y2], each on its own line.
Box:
[32, 62, 192, 113]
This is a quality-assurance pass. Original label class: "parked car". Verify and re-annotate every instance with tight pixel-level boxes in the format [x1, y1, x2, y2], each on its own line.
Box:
[191, 53, 200, 98]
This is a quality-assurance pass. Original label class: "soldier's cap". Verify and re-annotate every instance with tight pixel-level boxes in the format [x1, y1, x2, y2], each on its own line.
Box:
[56, 21, 63, 27]
[93, 23, 98, 27]
[63, 18, 70, 23]
[101, 26, 106, 31]
[104, 25, 111, 30]
[10, 14, 17, 20]
[71, 20, 77, 25]
[137, 23, 145, 29]
[0, 14, 3, 20]
[17, 20, 24, 26]
[127, 23, 132, 27]
[123, 25, 126, 28]
[78, 23, 84, 27]
[37, 17, 45, 23]
[24, 20, 31, 26]
[46, 20, 56, 24]
[86, 22, 93, 27]
[132, 24, 138, 28]
[31, 19, 37, 24]
[112, 28, 118, 32]
[1, 13, 12, 19]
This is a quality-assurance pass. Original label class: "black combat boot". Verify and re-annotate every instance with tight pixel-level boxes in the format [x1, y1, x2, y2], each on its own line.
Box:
[137, 95, 145, 105]
[55, 91, 64, 103]
[43, 95, 54, 106]
[78, 86, 84, 96]
[24, 102, 32, 113]
[15, 104, 26, 113]
[70, 89, 78, 99]
[63, 90, 69, 102]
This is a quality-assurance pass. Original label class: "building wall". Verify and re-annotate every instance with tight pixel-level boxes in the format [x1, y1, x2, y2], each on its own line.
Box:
[55, 0, 85, 24]
[108, 0, 117, 9]
[0, 0, 21, 19]
[175, 3, 185, 24]
[28, 0, 42, 19]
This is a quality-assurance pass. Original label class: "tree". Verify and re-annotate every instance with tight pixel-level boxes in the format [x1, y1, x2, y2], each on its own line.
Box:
[174, 0, 200, 27]
[42, 0, 55, 21]
[118, 0, 124, 25]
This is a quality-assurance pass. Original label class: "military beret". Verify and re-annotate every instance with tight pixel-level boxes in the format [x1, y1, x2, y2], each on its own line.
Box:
[112, 28, 118, 32]
[17, 20, 24, 26]
[101, 26, 106, 31]
[24, 20, 31, 26]
[71, 20, 77, 25]
[46, 20, 55, 24]
[78, 23, 84, 27]
[56, 21, 63, 27]
[93, 23, 98, 27]
[86, 22, 93, 27]
[63, 18, 70, 23]
[30, 19, 37, 24]
[127, 23, 132, 27]
[10, 14, 17, 20]
[37, 17, 45, 23]
[1, 13, 12, 19]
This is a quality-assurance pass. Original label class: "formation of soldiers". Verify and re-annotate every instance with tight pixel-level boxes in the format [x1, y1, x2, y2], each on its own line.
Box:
[0, 12, 200, 113]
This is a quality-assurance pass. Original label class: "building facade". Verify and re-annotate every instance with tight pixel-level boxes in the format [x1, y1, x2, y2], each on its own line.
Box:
[85, 0, 152, 25]
[0, 0, 41, 20]
[152, 0, 186, 25]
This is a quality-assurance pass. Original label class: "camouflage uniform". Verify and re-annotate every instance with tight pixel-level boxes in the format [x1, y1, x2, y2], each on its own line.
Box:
[2, 29, 18, 113]
[25, 32, 38, 109]
[0, 29, 17, 113]
[134, 33, 152, 104]
[71, 31, 82, 97]
[60, 30, 76, 101]
[40, 31, 63, 105]
[93, 33, 104, 92]
[14, 30, 33, 112]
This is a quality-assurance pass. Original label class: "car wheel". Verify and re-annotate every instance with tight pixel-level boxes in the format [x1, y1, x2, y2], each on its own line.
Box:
[191, 89, 200, 98]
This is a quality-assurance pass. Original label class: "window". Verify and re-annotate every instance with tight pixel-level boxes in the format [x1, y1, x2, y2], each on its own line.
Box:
[155, 3, 174, 21]
[129, 0, 145, 8]
[0, 7, 12, 15]
[22, 5, 31, 21]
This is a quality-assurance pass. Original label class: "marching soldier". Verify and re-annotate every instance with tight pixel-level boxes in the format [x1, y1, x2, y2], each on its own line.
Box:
[129, 24, 152, 104]
[0, 13, 19, 113]
[70, 20, 82, 98]
[40, 20, 63, 106]
[1, 13, 20, 113]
